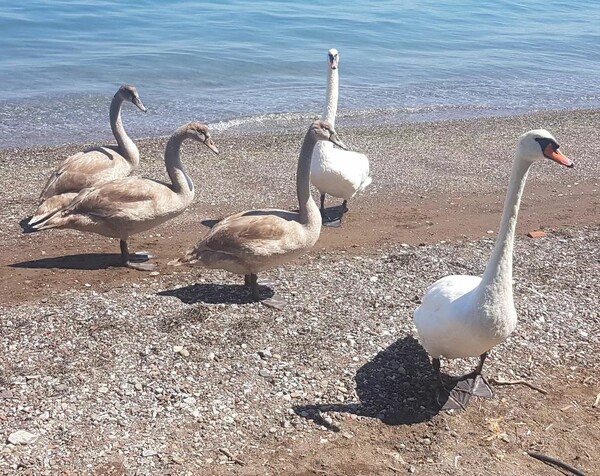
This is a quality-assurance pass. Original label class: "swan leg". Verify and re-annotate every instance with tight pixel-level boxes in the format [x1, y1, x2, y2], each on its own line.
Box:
[244, 273, 287, 310]
[246, 274, 260, 300]
[434, 353, 493, 411]
[261, 294, 288, 310]
[320, 194, 343, 227]
[120, 240, 156, 271]
[432, 357, 444, 385]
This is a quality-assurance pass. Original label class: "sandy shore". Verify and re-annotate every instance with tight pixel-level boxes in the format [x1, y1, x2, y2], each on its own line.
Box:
[0, 109, 598, 475]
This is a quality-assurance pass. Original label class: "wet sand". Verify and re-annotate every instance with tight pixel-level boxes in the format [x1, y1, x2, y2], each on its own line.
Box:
[1, 108, 598, 304]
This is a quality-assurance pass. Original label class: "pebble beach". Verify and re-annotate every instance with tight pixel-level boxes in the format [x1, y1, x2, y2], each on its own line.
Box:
[0, 109, 599, 475]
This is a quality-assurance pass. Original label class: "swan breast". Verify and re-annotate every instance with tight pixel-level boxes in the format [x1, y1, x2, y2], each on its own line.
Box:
[311, 143, 371, 199]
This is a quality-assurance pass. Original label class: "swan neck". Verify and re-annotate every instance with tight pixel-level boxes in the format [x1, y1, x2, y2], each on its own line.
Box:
[323, 66, 339, 126]
[481, 157, 532, 288]
[109, 93, 140, 167]
[164, 127, 194, 196]
[297, 132, 321, 225]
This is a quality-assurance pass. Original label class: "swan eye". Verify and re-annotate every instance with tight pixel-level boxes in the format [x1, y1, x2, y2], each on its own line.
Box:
[535, 137, 558, 152]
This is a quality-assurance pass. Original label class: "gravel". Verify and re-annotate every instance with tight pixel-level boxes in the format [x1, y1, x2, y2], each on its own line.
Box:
[0, 224, 598, 473]
[0, 108, 599, 474]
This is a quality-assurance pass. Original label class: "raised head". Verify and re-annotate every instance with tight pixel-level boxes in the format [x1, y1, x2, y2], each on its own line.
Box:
[118, 84, 146, 112]
[185, 121, 219, 154]
[516, 129, 573, 167]
[309, 120, 347, 150]
[328, 48, 339, 70]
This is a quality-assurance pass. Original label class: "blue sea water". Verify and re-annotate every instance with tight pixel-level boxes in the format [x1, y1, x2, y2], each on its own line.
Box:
[1, 0, 599, 148]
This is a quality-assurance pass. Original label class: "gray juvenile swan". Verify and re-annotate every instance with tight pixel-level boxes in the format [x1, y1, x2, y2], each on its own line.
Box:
[29, 85, 146, 225]
[27, 122, 219, 271]
[172, 120, 346, 309]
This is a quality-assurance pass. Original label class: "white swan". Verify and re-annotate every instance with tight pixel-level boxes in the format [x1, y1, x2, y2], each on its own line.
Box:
[172, 120, 346, 308]
[414, 129, 573, 407]
[29, 85, 146, 225]
[26, 122, 219, 271]
[311, 48, 371, 226]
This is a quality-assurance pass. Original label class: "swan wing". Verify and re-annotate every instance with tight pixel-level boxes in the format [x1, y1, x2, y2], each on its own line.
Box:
[39, 147, 129, 199]
[413, 275, 482, 358]
[61, 178, 166, 220]
[311, 146, 371, 198]
[200, 213, 291, 256]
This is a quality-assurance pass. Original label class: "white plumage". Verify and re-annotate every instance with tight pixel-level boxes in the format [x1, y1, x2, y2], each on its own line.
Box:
[414, 129, 573, 379]
[311, 49, 371, 222]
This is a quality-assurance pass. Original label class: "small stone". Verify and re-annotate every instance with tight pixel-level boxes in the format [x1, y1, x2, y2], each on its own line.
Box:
[486, 230, 494, 235]
[134, 383, 143, 391]
[180, 349, 190, 357]
[527, 230, 547, 239]
[172, 455, 185, 465]
[173, 345, 184, 353]
[259, 369, 271, 377]
[142, 449, 158, 457]
[8, 430, 39, 445]
[149, 271, 160, 276]
[258, 349, 272, 360]
[98, 386, 109, 394]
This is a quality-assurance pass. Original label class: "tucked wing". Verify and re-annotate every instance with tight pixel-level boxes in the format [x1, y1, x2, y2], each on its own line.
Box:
[64, 178, 167, 220]
[40, 148, 129, 199]
[201, 214, 288, 256]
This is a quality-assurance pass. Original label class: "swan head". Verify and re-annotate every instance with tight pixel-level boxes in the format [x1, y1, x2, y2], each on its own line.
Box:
[328, 48, 339, 70]
[516, 129, 573, 168]
[186, 121, 219, 154]
[119, 84, 146, 112]
[310, 120, 347, 150]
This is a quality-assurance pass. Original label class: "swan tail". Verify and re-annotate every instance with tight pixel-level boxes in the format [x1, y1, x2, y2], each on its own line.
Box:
[25, 188, 93, 232]
[168, 248, 200, 266]
[28, 193, 79, 227]
[356, 175, 372, 194]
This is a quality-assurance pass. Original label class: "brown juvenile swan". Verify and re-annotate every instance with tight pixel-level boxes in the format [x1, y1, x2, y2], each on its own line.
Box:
[29, 85, 146, 225]
[171, 120, 346, 309]
[27, 122, 219, 271]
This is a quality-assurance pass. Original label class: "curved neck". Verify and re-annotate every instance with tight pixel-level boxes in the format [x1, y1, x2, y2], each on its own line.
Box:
[323, 66, 339, 126]
[109, 93, 140, 167]
[164, 127, 195, 196]
[297, 132, 321, 225]
[480, 157, 532, 289]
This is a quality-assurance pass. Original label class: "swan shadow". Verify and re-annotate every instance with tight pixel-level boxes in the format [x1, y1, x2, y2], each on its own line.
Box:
[10, 253, 123, 270]
[200, 218, 221, 229]
[294, 336, 446, 427]
[20, 216, 36, 233]
[157, 282, 274, 305]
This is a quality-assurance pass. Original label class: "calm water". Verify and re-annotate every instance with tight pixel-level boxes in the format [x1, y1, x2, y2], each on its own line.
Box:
[1, 0, 600, 147]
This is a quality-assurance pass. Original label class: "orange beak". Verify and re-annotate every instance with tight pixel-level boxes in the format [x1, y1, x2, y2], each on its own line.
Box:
[544, 143, 573, 168]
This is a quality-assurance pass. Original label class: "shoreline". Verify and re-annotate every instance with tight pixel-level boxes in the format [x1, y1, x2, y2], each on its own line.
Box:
[3, 105, 600, 151]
